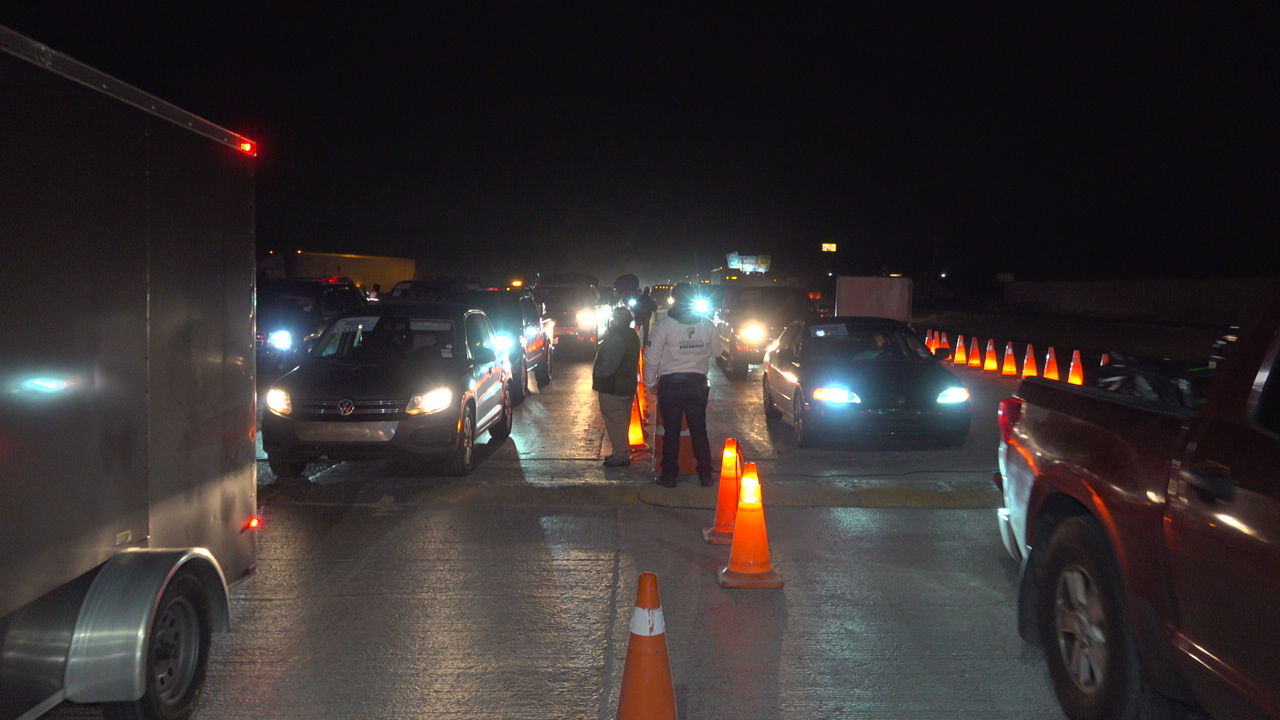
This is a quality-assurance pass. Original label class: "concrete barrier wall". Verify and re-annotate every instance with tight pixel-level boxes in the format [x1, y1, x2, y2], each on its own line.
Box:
[1002, 277, 1278, 327]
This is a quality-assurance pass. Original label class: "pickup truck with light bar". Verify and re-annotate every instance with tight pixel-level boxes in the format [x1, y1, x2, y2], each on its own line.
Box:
[0, 26, 258, 720]
[996, 286, 1280, 720]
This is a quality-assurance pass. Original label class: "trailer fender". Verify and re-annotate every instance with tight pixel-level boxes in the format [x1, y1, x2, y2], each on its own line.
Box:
[63, 549, 230, 703]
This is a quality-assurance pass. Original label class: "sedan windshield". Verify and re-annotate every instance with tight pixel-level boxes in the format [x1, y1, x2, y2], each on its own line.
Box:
[805, 323, 932, 361]
[314, 316, 456, 362]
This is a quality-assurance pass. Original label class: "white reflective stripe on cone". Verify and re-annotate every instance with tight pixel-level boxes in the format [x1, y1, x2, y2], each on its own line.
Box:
[629, 606, 666, 636]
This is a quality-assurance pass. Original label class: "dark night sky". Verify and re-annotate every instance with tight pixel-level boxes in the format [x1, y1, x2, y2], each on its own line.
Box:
[2, 4, 1276, 287]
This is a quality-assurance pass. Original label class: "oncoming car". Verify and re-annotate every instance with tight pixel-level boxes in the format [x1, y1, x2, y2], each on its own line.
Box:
[261, 302, 512, 477]
[714, 284, 816, 378]
[534, 284, 609, 349]
[762, 317, 971, 446]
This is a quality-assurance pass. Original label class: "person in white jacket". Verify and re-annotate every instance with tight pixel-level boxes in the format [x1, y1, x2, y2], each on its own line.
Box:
[643, 282, 723, 487]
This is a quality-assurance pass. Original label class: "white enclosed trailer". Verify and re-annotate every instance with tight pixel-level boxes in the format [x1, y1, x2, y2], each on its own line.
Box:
[0, 26, 258, 720]
[834, 275, 913, 322]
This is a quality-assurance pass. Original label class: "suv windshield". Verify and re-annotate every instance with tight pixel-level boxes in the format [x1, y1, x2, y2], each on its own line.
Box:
[314, 316, 457, 362]
[538, 286, 598, 311]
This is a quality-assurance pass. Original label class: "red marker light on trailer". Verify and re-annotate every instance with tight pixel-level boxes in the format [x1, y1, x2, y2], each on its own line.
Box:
[243, 516, 262, 532]
[238, 140, 256, 155]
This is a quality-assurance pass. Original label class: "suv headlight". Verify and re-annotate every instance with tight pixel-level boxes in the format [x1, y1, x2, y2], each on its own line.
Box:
[266, 387, 292, 415]
[267, 330, 293, 351]
[740, 324, 766, 342]
[576, 310, 596, 329]
[493, 334, 515, 354]
[407, 387, 453, 415]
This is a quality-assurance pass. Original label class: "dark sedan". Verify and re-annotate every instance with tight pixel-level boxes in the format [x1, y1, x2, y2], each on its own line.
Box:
[762, 317, 971, 446]
[262, 302, 512, 477]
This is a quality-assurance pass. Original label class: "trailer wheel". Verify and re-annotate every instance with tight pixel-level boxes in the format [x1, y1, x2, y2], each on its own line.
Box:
[103, 572, 211, 720]
[267, 456, 307, 479]
[1039, 516, 1180, 720]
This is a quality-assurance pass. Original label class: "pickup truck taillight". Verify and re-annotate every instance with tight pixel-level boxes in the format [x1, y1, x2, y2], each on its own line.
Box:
[998, 397, 1023, 444]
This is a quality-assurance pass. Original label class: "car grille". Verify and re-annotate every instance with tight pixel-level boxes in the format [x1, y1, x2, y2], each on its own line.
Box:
[294, 399, 404, 419]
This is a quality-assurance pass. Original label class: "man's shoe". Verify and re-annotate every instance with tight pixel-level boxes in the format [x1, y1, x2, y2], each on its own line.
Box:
[655, 475, 678, 488]
[699, 475, 714, 487]
[603, 457, 631, 467]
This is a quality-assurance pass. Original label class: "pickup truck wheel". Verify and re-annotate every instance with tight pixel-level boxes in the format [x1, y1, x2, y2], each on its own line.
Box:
[762, 375, 783, 418]
[489, 387, 512, 442]
[443, 407, 476, 476]
[1040, 516, 1175, 720]
[728, 349, 749, 380]
[102, 572, 211, 720]
[534, 348, 552, 385]
[510, 360, 527, 404]
[268, 457, 307, 479]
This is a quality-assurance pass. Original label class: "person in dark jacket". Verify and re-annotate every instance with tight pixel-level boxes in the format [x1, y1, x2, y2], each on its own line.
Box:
[593, 307, 641, 467]
[633, 286, 658, 346]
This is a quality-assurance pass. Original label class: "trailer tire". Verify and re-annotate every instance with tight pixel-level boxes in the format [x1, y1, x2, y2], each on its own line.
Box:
[268, 457, 307, 479]
[102, 571, 211, 720]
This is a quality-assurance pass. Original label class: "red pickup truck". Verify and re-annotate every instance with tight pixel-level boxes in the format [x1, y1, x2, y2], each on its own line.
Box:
[996, 288, 1280, 720]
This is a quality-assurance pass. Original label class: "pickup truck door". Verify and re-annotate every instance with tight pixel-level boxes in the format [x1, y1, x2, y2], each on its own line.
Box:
[1165, 354, 1280, 718]
[464, 313, 502, 428]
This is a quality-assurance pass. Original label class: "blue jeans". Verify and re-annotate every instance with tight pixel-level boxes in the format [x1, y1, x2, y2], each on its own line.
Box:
[657, 373, 712, 479]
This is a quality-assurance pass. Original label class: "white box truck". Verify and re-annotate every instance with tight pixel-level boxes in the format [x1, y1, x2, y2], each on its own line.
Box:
[0, 26, 258, 720]
[834, 275, 913, 322]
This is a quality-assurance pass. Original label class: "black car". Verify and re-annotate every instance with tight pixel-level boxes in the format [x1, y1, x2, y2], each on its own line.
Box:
[256, 278, 367, 375]
[762, 317, 971, 446]
[533, 284, 610, 349]
[714, 284, 816, 378]
[261, 302, 512, 477]
[446, 289, 553, 402]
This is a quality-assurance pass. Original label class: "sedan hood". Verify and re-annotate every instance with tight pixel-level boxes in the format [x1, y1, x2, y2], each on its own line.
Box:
[280, 357, 459, 402]
[804, 358, 963, 408]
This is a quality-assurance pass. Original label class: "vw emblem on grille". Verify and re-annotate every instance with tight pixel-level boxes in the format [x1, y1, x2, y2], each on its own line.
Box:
[337, 398, 356, 416]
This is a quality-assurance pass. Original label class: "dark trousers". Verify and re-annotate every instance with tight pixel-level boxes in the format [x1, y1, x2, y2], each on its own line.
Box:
[657, 373, 712, 478]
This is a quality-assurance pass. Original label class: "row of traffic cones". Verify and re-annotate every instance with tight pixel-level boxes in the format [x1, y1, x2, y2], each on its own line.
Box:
[924, 330, 1097, 385]
[614, 437, 781, 719]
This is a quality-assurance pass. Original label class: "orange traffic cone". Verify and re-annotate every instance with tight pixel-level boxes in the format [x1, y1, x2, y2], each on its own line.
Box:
[1001, 342, 1018, 376]
[718, 463, 784, 589]
[629, 394, 650, 456]
[1022, 344, 1039, 378]
[983, 340, 999, 372]
[967, 337, 982, 368]
[1067, 350, 1084, 385]
[1043, 347, 1060, 381]
[953, 335, 967, 365]
[925, 330, 935, 352]
[615, 572, 677, 720]
[703, 438, 743, 544]
[652, 400, 697, 475]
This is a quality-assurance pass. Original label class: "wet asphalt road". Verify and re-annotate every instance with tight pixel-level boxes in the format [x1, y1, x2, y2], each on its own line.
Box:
[46, 347, 1067, 720]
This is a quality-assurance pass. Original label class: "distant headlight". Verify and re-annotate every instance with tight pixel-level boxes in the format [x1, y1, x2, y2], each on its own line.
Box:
[693, 299, 710, 314]
[937, 387, 971, 404]
[627, 298, 637, 308]
[268, 330, 293, 351]
[813, 387, 860, 404]
[493, 334, 515, 354]
[666, 296, 675, 305]
[740, 324, 766, 342]
[266, 388, 292, 415]
[576, 310, 596, 329]
[407, 387, 453, 415]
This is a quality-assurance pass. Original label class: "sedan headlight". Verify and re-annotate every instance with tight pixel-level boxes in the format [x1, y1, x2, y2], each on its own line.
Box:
[576, 310, 596, 329]
[266, 387, 292, 415]
[267, 330, 293, 351]
[813, 387, 860, 404]
[937, 387, 971, 404]
[407, 387, 453, 415]
[740, 324, 766, 342]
